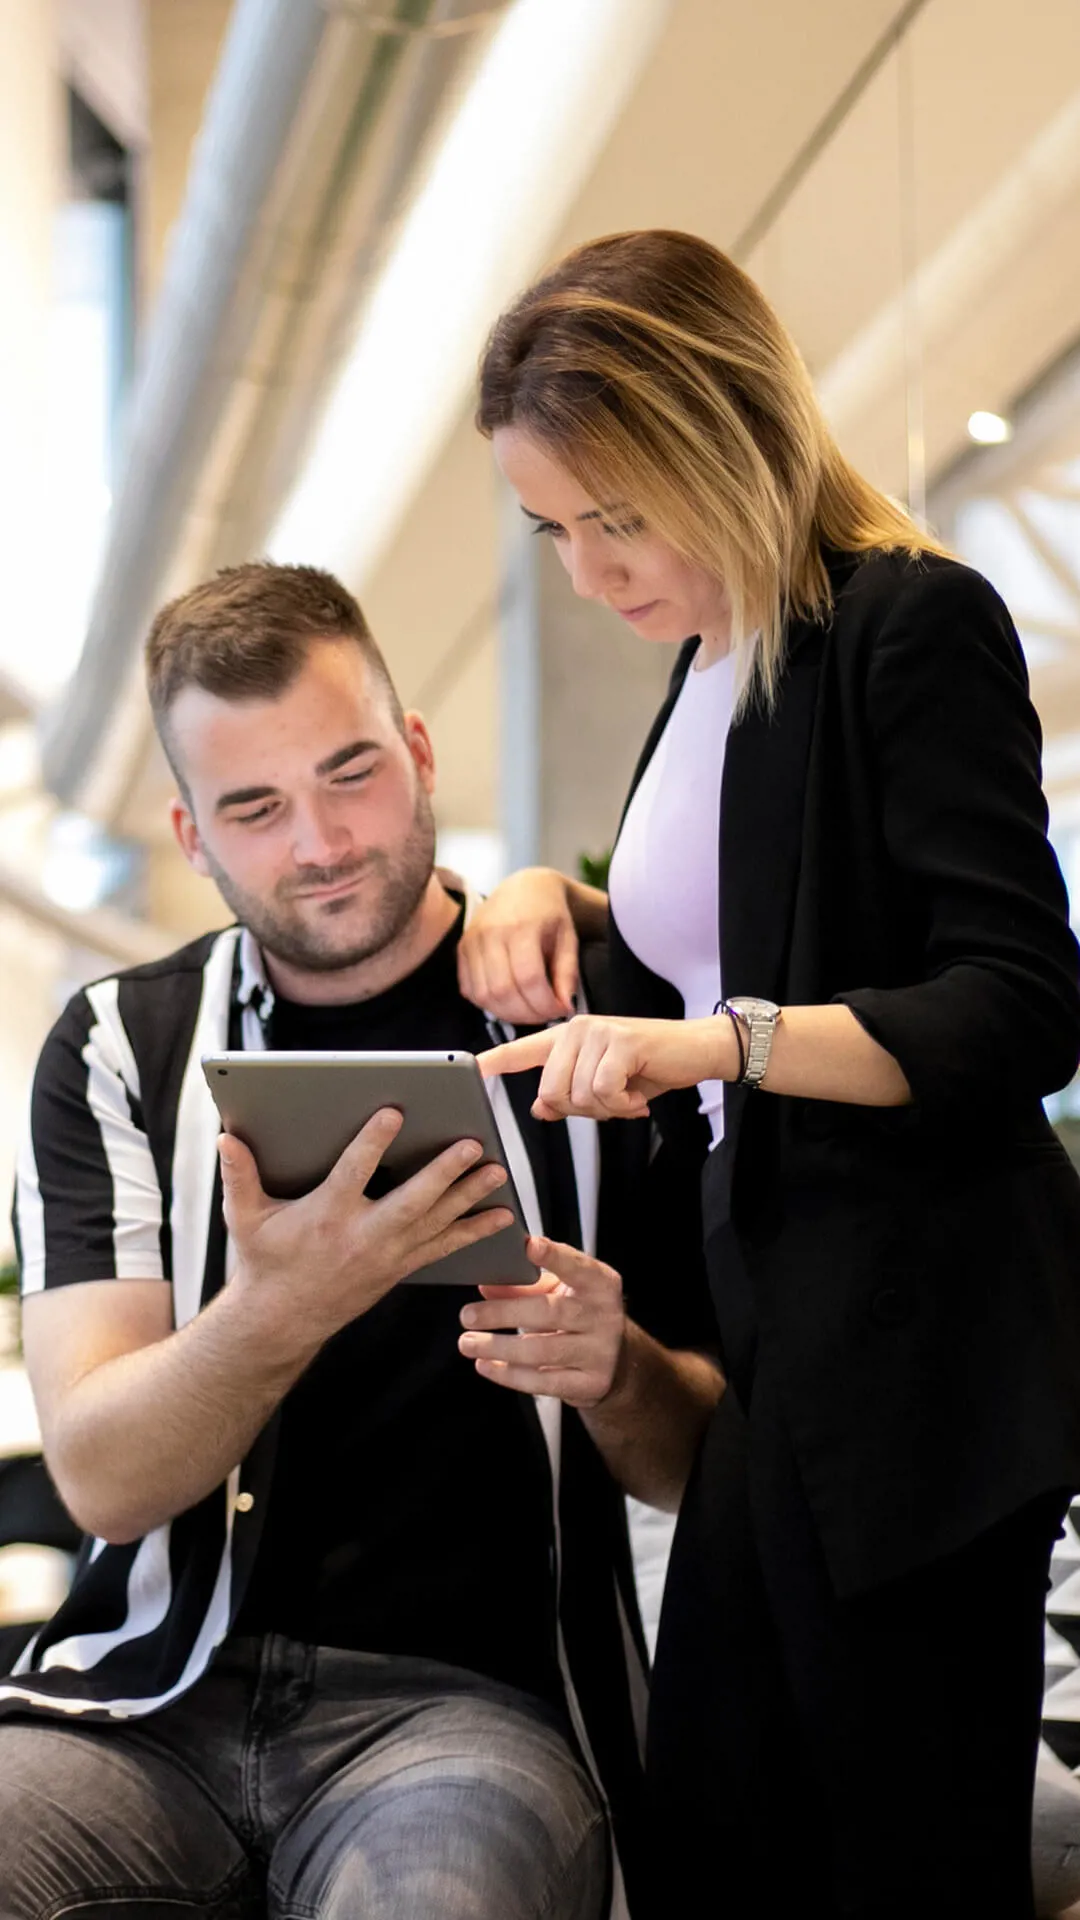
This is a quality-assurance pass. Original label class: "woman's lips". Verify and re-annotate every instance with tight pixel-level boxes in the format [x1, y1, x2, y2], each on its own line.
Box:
[614, 599, 660, 621]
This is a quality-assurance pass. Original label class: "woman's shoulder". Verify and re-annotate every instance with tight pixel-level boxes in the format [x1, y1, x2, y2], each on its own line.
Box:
[816, 543, 1034, 728]
[830, 544, 1010, 629]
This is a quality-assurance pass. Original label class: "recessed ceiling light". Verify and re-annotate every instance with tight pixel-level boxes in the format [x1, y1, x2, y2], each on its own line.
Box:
[967, 410, 1013, 445]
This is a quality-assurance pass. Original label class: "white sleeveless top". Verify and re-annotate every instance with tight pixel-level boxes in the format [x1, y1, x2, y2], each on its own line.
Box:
[607, 644, 737, 1145]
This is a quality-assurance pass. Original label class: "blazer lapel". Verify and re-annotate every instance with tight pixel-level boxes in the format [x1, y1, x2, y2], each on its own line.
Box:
[704, 618, 825, 1234]
[720, 618, 824, 1003]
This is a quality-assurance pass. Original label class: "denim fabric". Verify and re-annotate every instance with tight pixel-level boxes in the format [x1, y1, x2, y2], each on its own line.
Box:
[0, 1637, 609, 1920]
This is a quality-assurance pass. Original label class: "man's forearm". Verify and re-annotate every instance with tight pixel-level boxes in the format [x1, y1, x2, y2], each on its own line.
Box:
[579, 1322, 723, 1511]
[47, 1284, 322, 1544]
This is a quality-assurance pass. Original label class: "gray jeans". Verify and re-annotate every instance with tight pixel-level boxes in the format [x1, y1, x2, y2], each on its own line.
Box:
[0, 1637, 609, 1920]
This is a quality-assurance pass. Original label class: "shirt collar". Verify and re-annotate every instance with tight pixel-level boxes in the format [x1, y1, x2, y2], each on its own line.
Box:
[236, 925, 274, 1025]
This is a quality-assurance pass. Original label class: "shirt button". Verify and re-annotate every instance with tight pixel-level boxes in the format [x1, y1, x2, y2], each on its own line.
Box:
[235, 1492, 255, 1513]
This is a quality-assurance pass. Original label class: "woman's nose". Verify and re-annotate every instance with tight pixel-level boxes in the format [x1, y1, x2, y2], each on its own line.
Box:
[568, 539, 626, 602]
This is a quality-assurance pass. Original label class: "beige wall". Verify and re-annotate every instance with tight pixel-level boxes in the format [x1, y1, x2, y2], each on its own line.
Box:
[143, 0, 231, 297]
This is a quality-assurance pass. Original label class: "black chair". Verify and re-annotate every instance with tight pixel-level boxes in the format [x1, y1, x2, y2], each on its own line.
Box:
[0, 1453, 81, 1671]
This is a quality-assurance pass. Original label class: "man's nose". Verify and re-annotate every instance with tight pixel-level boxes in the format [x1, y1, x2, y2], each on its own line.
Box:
[291, 798, 349, 866]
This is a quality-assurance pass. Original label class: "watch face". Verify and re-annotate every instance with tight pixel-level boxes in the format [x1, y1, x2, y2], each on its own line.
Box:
[729, 996, 780, 1020]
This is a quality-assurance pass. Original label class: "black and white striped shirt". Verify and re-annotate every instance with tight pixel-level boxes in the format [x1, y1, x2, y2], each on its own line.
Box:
[9, 918, 711, 1915]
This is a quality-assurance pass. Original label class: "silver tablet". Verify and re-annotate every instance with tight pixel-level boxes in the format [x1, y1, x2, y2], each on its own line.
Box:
[201, 1050, 537, 1288]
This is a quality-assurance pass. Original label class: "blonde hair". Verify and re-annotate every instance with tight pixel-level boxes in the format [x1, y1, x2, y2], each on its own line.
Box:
[477, 229, 948, 708]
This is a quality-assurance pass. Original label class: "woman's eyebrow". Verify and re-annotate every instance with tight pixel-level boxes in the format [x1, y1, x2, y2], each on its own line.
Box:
[520, 504, 625, 524]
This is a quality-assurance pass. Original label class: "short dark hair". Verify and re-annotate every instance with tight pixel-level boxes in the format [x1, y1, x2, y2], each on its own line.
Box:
[145, 562, 405, 752]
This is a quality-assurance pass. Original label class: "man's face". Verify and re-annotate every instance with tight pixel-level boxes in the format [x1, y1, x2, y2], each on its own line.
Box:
[168, 638, 437, 975]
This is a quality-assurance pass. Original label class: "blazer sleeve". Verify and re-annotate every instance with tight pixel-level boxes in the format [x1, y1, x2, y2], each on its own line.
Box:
[834, 563, 1080, 1122]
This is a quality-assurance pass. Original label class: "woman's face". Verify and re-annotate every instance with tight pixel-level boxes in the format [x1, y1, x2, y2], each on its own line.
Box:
[493, 427, 730, 651]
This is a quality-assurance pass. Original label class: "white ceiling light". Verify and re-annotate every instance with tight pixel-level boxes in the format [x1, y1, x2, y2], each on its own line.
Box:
[967, 410, 1013, 445]
[269, 0, 668, 586]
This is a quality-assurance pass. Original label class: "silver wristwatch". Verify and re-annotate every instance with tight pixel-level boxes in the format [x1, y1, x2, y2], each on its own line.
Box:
[723, 996, 782, 1089]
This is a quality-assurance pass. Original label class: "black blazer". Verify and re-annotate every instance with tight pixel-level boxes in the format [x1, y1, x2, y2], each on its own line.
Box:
[607, 546, 1080, 1596]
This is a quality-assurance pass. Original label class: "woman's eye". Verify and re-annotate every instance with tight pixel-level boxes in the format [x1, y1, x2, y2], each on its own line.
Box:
[603, 516, 646, 539]
[530, 519, 565, 539]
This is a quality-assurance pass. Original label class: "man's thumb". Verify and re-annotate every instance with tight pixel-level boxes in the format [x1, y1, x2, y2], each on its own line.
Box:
[217, 1134, 261, 1218]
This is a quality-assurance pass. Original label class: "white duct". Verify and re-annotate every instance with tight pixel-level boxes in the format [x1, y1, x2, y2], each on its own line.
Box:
[269, 0, 672, 588]
[41, 0, 512, 822]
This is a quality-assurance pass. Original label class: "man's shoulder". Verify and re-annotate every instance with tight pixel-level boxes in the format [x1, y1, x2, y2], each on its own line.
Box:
[104, 925, 238, 992]
[43, 926, 237, 1062]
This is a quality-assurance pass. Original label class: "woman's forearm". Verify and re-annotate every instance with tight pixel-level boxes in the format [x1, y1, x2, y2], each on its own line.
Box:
[707, 1002, 911, 1105]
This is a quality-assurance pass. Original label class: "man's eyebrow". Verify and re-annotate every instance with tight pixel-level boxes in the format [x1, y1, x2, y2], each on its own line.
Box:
[314, 738, 381, 778]
[215, 783, 276, 814]
[214, 740, 381, 812]
[521, 504, 624, 525]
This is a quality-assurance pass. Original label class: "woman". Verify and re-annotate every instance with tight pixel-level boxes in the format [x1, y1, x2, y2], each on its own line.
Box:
[458, 229, 1080, 1919]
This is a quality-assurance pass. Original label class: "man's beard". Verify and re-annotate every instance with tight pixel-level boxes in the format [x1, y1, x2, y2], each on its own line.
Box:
[203, 787, 438, 976]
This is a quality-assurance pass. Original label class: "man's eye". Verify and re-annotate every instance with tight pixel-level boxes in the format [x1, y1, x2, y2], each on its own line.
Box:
[233, 806, 276, 826]
[336, 767, 374, 786]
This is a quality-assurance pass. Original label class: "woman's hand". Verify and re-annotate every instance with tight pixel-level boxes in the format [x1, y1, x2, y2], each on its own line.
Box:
[458, 1237, 626, 1408]
[456, 867, 596, 1023]
[478, 1013, 736, 1119]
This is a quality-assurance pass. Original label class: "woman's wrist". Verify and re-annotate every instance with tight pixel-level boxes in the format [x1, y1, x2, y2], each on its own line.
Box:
[701, 1013, 743, 1083]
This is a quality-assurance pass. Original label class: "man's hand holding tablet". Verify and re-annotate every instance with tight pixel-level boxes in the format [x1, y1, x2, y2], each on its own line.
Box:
[218, 1108, 516, 1347]
[202, 1050, 539, 1289]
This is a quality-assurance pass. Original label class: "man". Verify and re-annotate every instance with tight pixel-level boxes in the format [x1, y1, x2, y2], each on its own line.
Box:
[2, 563, 719, 1920]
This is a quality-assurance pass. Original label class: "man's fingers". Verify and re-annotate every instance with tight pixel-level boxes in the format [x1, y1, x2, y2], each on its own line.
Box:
[531, 1238, 622, 1293]
[217, 1134, 266, 1227]
[400, 1204, 516, 1277]
[459, 1329, 581, 1369]
[463, 1291, 584, 1334]
[477, 1030, 559, 1079]
[327, 1108, 405, 1196]
[411, 1160, 510, 1242]
[477, 1271, 560, 1301]
[389, 1141, 503, 1228]
[466, 1359, 596, 1403]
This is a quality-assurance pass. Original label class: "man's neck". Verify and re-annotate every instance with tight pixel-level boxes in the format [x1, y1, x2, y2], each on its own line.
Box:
[260, 875, 461, 1007]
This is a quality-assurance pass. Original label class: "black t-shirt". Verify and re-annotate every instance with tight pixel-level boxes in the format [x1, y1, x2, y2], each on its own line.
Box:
[234, 909, 561, 1705]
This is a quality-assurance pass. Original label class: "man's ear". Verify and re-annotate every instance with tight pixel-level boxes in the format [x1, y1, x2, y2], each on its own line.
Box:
[170, 796, 212, 877]
[403, 711, 436, 795]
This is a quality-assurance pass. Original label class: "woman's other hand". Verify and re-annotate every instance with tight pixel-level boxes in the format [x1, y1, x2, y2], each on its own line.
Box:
[478, 1013, 735, 1119]
[457, 867, 582, 1022]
